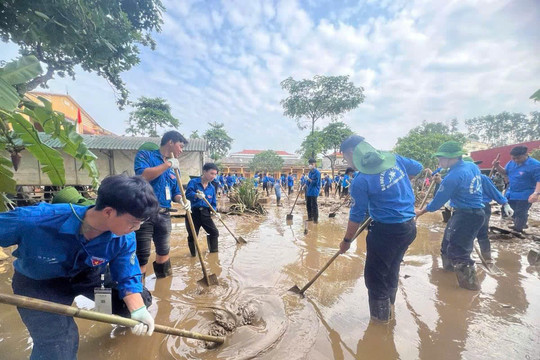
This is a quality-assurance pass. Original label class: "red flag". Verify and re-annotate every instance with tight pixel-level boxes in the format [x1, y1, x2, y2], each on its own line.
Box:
[77, 108, 82, 124]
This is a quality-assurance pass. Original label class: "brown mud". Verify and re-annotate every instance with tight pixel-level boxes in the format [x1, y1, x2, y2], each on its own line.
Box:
[0, 194, 539, 359]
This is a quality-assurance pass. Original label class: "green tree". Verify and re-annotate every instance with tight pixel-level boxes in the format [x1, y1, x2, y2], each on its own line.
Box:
[280, 75, 364, 156]
[465, 111, 540, 146]
[203, 122, 233, 161]
[530, 89, 540, 102]
[298, 131, 323, 161]
[0, 0, 164, 108]
[126, 97, 179, 137]
[249, 150, 284, 173]
[190, 130, 200, 139]
[394, 121, 466, 169]
[320, 122, 354, 176]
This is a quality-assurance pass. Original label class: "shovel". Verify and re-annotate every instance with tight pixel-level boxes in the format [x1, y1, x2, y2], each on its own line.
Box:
[488, 153, 500, 178]
[289, 217, 372, 296]
[329, 196, 349, 218]
[0, 293, 225, 344]
[172, 164, 218, 286]
[473, 243, 502, 275]
[418, 180, 437, 209]
[197, 190, 247, 244]
[286, 184, 304, 221]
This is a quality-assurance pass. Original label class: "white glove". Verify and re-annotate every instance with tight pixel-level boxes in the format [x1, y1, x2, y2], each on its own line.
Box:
[196, 191, 205, 199]
[167, 158, 180, 170]
[502, 203, 514, 217]
[130, 306, 154, 336]
[215, 212, 222, 220]
[180, 198, 191, 212]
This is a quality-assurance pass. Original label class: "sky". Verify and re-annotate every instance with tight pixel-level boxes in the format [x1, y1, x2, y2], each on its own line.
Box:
[1, 0, 539, 154]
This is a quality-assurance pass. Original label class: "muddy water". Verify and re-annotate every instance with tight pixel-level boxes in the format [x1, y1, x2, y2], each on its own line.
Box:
[0, 196, 539, 359]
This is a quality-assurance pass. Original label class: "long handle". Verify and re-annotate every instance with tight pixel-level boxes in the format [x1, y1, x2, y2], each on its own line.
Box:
[172, 160, 210, 285]
[0, 293, 225, 344]
[488, 153, 501, 178]
[419, 180, 437, 209]
[199, 193, 240, 243]
[288, 184, 304, 216]
[299, 217, 372, 294]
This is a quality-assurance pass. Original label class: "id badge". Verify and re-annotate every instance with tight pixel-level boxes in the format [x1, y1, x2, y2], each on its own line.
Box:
[165, 185, 171, 201]
[94, 287, 112, 314]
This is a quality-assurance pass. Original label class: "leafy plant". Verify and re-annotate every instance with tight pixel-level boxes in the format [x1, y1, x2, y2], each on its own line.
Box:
[126, 97, 180, 137]
[249, 150, 284, 173]
[228, 181, 266, 215]
[203, 122, 233, 161]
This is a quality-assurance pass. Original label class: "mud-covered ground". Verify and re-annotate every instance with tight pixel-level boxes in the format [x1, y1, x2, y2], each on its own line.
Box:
[0, 193, 539, 359]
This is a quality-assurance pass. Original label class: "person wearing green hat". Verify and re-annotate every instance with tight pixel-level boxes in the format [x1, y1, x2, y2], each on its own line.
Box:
[416, 141, 484, 291]
[338, 136, 423, 322]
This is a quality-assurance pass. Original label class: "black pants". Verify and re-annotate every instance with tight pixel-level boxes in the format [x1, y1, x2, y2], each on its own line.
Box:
[135, 211, 172, 266]
[324, 185, 330, 197]
[508, 199, 531, 232]
[365, 219, 416, 301]
[342, 187, 349, 197]
[476, 203, 492, 254]
[441, 208, 484, 265]
[306, 196, 319, 221]
[288, 185, 293, 195]
[186, 207, 219, 254]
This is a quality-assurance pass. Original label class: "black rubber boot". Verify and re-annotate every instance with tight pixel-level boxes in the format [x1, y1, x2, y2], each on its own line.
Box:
[454, 263, 480, 290]
[369, 298, 391, 323]
[207, 236, 218, 253]
[153, 259, 172, 279]
[441, 255, 454, 271]
[389, 288, 398, 305]
[188, 241, 196, 257]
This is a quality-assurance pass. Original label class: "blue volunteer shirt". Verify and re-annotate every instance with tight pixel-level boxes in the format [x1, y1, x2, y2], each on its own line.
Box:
[481, 174, 507, 204]
[350, 155, 423, 223]
[0, 203, 142, 299]
[342, 175, 350, 188]
[504, 157, 540, 200]
[426, 160, 484, 212]
[306, 168, 321, 196]
[288, 175, 294, 187]
[134, 149, 180, 208]
[185, 177, 217, 209]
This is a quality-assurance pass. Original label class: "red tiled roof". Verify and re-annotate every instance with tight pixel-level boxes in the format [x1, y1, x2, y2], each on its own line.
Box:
[470, 140, 540, 170]
[234, 149, 294, 156]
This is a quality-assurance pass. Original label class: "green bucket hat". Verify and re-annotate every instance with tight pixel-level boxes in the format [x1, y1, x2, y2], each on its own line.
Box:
[138, 142, 160, 151]
[352, 141, 396, 175]
[463, 156, 483, 165]
[434, 141, 466, 158]
[52, 186, 95, 206]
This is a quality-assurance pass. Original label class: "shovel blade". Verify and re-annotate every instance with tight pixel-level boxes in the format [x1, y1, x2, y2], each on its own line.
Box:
[528, 249, 540, 265]
[197, 274, 220, 287]
[286, 214, 293, 220]
[329, 213, 336, 218]
[237, 236, 247, 244]
[288, 285, 306, 297]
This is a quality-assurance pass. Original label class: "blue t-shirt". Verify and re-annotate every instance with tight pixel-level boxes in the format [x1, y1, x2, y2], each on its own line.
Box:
[288, 175, 294, 187]
[185, 177, 217, 209]
[481, 174, 507, 204]
[349, 155, 423, 223]
[504, 157, 540, 200]
[306, 168, 321, 196]
[0, 203, 142, 299]
[342, 175, 350, 188]
[134, 149, 180, 208]
[426, 160, 484, 211]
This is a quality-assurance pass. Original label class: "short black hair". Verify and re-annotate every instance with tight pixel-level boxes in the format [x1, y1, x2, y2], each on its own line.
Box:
[203, 162, 219, 172]
[510, 146, 527, 156]
[308, 158, 317, 164]
[95, 175, 159, 220]
[161, 131, 188, 146]
[340, 135, 365, 153]
[345, 167, 355, 174]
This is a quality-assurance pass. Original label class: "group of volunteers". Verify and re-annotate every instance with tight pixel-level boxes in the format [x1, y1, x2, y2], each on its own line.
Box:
[1, 127, 538, 358]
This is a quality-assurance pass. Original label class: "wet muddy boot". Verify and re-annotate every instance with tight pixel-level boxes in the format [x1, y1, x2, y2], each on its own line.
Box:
[454, 263, 480, 291]
[389, 288, 398, 320]
[369, 298, 391, 323]
[188, 241, 196, 257]
[153, 259, 172, 279]
[207, 236, 219, 253]
[441, 255, 454, 271]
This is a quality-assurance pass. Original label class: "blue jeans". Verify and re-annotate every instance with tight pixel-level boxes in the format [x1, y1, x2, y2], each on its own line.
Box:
[364, 219, 417, 301]
[508, 200, 531, 232]
[441, 208, 484, 265]
[476, 203, 492, 254]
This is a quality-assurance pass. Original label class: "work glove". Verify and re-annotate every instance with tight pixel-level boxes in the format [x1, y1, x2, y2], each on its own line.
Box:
[196, 191, 205, 199]
[215, 212, 222, 220]
[130, 306, 154, 336]
[502, 203, 514, 217]
[167, 158, 180, 170]
[180, 198, 191, 212]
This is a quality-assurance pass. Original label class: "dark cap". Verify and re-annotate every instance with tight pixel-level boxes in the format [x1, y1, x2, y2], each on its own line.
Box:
[308, 158, 317, 164]
[340, 135, 365, 153]
[510, 146, 527, 156]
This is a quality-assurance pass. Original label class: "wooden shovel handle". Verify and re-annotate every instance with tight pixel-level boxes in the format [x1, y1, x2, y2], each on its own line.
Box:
[198, 191, 240, 243]
[488, 153, 501, 178]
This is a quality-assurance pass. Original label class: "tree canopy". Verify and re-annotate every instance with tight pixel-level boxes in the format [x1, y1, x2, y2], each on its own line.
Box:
[280, 75, 365, 136]
[298, 131, 323, 161]
[190, 130, 200, 139]
[394, 121, 466, 169]
[203, 122, 233, 161]
[126, 97, 179, 137]
[320, 122, 353, 176]
[0, 0, 164, 108]
[249, 150, 284, 173]
[465, 111, 540, 146]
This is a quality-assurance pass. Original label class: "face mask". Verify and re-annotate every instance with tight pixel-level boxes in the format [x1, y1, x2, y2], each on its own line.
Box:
[309, 165, 314, 169]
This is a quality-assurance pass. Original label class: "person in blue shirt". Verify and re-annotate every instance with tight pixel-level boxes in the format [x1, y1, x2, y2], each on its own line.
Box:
[338, 136, 422, 322]
[492, 145, 540, 233]
[185, 163, 220, 256]
[274, 178, 283, 206]
[416, 141, 484, 291]
[306, 158, 321, 223]
[341, 167, 355, 198]
[287, 173, 295, 195]
[323, 174, 332, 197]
[134, 131, 191, 279]
[334, 174, 341, 196]
[463, 157, 514, 261]
[262, 173, 270, 196]
[0, 175, 159, 359]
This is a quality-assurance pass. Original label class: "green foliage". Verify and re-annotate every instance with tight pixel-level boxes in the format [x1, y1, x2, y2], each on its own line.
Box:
[530, 89, 540, 102]
[298, 131, 323, 161]
[126, 97, 179, 137]
[203, 122, 233, 161]
[320, 122, 353, 176]
[0, 55, 42, 110]
[531, 148, 540, 161]
[0, 0, 164, 108]
[465, 111, 540, 146]
[249, 150, 284, 173]
[228, 181, 265, 215]
[280, 75, 365, 134]
[394, 121, 467, 169]
[190, 130, 200, 139]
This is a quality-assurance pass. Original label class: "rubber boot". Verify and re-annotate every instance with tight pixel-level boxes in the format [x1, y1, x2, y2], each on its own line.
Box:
[441, 255, 454, 271]
[454, 263, 480, 291]
[207, 236, 219, 253]
[188, 241, 196, 257]
[153, 259, 172, 279]
[389, 288, 398, 320]
[368, 298, 391, 323]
